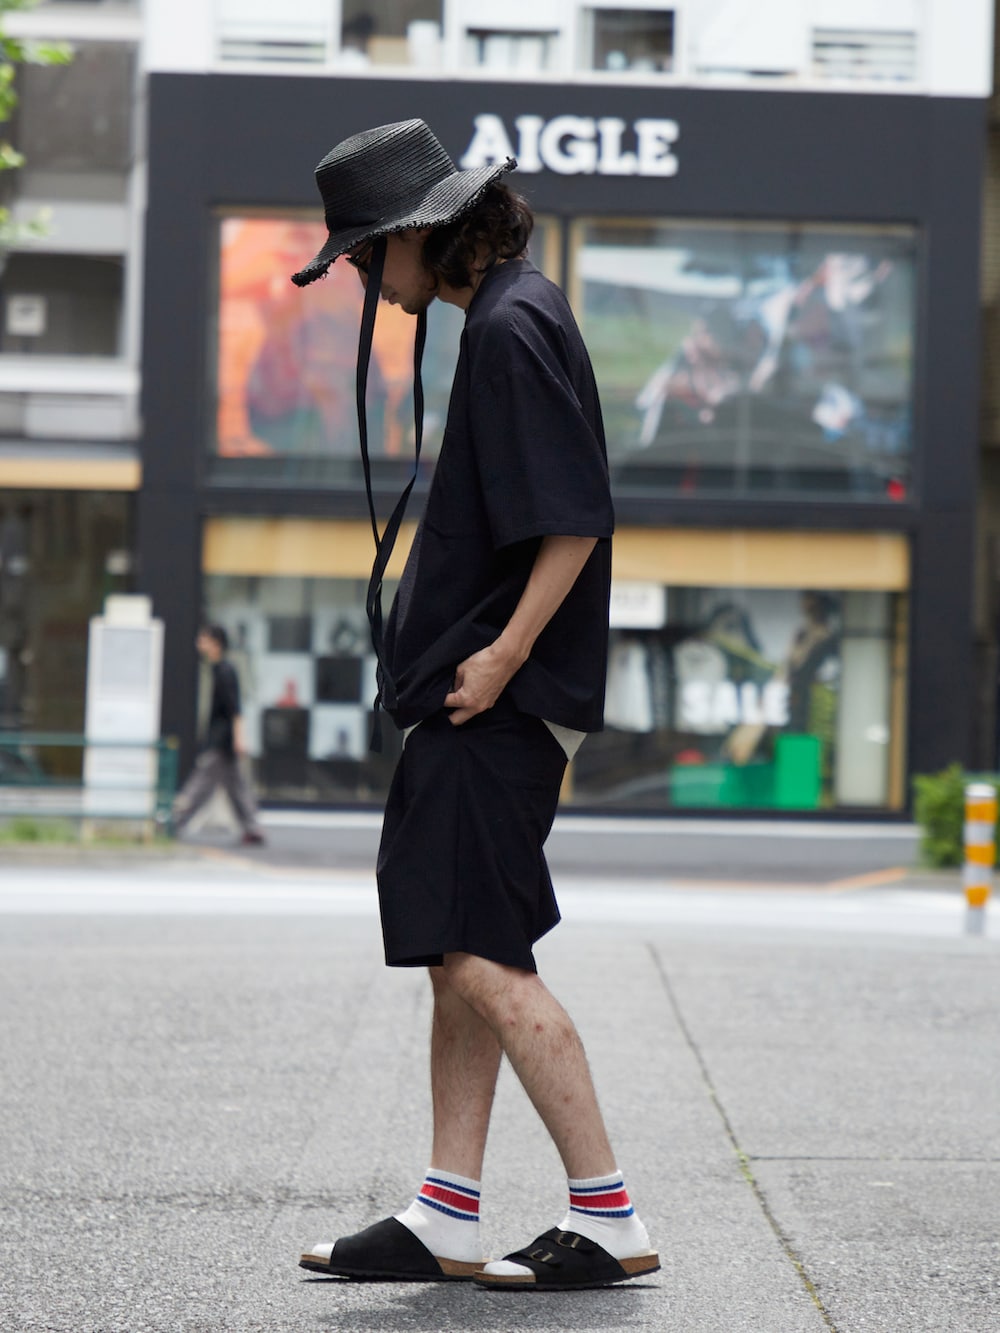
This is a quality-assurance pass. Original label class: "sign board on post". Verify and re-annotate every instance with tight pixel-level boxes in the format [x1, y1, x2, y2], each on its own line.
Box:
[609, 581, 667, 629]
[83, 595, 164, 819]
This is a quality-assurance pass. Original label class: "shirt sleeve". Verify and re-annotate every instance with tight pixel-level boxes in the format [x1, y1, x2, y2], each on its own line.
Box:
[469, 330, 615, 551]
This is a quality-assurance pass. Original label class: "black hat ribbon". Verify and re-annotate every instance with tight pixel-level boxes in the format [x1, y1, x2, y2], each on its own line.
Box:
[354, 236, 426, 750]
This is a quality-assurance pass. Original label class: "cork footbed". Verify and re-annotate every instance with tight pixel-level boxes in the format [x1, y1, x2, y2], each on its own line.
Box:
[299, 1253, 484, 1281]
[474, 1249, 661, 1289]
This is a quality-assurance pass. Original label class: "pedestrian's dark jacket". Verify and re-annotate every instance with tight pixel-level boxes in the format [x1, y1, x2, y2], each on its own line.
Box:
[204, 658, 241, 756]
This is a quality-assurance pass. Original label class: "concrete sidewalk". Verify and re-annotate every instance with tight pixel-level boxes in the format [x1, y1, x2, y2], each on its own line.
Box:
[1, 863, 997, 1332]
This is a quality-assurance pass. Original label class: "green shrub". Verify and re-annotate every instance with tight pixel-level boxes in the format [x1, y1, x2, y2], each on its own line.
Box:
[912, 764, 1000, 867]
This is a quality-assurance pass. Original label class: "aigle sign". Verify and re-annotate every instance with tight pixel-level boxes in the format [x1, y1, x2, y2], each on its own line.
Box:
[460, 112, 680, 178]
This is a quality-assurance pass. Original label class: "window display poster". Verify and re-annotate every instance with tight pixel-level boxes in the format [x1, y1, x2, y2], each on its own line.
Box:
[214, 216, 463, 462]
[578, 221, 916, 498]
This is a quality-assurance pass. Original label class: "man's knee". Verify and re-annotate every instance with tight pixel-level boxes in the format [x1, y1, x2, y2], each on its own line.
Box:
[440, 952, 539, 1025]
[429, 958, 489, 1002]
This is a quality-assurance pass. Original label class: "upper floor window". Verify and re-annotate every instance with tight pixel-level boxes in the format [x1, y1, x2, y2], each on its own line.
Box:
[2, 41, 135, 204]
[0, 253, 124, 358]
[340, 0, 443, 69]
[580, 6, 675, 75]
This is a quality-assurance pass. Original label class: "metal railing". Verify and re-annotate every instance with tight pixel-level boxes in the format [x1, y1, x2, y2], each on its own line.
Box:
[0, 733, 180, 828]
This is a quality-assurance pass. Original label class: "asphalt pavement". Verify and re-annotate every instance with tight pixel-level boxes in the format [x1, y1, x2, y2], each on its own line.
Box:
[1, 816, 997, 1332]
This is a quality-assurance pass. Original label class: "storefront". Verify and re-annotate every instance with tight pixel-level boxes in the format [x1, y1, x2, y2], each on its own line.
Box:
[139, 75, 985, 814]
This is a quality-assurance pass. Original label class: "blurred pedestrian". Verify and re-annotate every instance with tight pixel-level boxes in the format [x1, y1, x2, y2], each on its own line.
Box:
[292, 119, 657, 1292]
[171, 624, 265, 846]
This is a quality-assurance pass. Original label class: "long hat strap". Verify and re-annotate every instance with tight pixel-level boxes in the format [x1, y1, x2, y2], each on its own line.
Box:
[354, 236, 426, 750]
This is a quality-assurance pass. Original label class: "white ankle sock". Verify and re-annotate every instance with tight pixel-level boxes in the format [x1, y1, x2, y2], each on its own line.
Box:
[394, 1168, 484, 1264]
[483, 1169, 650, 1278]
[558, 1170, 650, 1259]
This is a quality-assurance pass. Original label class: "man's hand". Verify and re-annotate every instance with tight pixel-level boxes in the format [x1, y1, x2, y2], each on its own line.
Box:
[444, 640, 525, 726]
[443, 535, 599, 725]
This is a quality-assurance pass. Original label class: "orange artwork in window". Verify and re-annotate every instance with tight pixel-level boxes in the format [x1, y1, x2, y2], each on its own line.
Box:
[216, 217, 417, 459]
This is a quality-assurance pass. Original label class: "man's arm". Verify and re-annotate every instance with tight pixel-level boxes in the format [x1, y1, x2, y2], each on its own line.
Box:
[443, 534, 599, 726]
[232, 713, 248, 757]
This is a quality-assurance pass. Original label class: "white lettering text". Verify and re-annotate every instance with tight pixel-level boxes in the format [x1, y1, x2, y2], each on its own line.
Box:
[461, 113, 680, 178]
[635, 118, 679, 176]
[459, 113, 515, 169]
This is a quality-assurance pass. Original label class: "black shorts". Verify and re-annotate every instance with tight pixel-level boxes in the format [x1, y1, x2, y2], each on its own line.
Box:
[376, 698, 567, 973]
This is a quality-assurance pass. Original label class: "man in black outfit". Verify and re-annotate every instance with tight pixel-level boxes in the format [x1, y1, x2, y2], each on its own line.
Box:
[171, 624, 265, 846]
[293, 120, 657, 1291]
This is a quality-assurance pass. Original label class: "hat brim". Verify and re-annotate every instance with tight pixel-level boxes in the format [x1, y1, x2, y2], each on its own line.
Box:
[290, 157, 516, 287]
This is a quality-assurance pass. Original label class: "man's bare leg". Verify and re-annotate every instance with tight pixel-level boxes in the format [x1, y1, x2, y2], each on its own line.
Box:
[387, 967, 503, 1266]
[427, 966, 503, 1178]
[440, 950, 656, 1286]
[301, 967, 502, 1273]
[440, 952, 614, 1178]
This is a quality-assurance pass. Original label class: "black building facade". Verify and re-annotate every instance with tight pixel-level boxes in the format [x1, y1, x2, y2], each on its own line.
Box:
[139, 73, 986, 815]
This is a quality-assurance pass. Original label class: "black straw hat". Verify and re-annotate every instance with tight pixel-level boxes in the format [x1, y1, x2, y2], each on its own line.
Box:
[290, 118, 515, 287]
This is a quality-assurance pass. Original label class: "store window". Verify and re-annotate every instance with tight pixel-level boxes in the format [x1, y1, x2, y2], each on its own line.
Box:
[203, 523, 908, 812]
[210, 213, 557, 487]
[572, 219, 917, 501]
[0, 490, 132, 742]
[573, 582, 907, 811]
[0, 253, 123, 357]
[581, 7, 675, 73]
[203, 569, 403, 804]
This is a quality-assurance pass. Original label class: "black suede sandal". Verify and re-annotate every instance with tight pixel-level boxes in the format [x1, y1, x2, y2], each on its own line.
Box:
[299, 1217, 483, 1282]
[473, 1228, 660, 1291]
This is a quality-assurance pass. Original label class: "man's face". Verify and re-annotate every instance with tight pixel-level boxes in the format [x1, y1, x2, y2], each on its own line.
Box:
[196, 631, 219, 661]
[347, 230, 437, 315]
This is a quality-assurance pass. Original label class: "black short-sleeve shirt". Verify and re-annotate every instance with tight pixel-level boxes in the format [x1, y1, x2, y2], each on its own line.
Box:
[205, 658, 241, 755]
[383, 259, 615, 732]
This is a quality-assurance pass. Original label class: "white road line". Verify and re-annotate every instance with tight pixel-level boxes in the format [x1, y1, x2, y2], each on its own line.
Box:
[0, 867, 989, 940]
[258, 809, 919, 840]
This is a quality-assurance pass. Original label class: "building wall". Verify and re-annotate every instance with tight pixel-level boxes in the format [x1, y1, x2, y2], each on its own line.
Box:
[143, 0, 994, 98]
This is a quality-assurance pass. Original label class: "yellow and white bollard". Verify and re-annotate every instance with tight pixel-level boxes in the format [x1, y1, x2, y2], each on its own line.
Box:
[963, 782, 997, 936]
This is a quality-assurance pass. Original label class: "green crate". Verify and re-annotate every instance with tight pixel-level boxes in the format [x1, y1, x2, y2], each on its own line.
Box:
[670, 763, 729, 808]
[774, 733, 823, 809]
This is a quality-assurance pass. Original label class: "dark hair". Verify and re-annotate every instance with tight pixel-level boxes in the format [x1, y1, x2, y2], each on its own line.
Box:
[803, 591, 838, 624]
[422, 183, 534, 290]
[202, 623, 229, 651]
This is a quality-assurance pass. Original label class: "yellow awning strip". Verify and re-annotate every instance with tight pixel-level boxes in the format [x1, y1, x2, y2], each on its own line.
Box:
[0, 456, 141, 491]
[204, 518, 909, 591]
